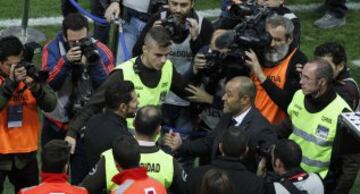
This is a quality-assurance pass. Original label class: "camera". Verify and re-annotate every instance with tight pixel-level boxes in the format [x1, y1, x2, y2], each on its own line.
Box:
[74, 37, 100, 63]
[15, 42, 49, 83]
[161, 15, 190, 43]
[202, 3, 272, 78]
[16, 61, 49, 83]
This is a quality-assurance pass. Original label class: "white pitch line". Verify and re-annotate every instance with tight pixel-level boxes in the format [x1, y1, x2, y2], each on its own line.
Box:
[0, 2, 360, 27]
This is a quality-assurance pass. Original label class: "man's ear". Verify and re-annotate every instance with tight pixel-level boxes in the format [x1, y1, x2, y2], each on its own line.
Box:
[119, 103, 128, 112]
[318, 77, 327, 88]
[275, 158, 283, 168]
[142, 44, 147, 54]
[337, 62, 345, 72]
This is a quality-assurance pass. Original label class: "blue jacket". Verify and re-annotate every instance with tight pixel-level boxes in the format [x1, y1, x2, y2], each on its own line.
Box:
[41, 33, 114, 90]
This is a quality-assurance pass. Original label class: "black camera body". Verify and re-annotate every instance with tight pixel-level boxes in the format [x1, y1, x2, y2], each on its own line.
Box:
[202, 3, 272, 79]
[74, 38, 100, 63]
[15, 42, 49, 83]
[161, 15, 190, 43]
[16, 61, 49, 83]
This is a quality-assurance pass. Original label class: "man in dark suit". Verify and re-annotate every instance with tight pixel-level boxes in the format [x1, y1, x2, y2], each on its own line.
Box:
[186, 127, 266, 194]
[164, 76, 277, 171]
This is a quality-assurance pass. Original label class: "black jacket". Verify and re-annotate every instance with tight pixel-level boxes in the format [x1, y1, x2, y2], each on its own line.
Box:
[84, 109, 131, 168]
[178, 107, 277, 172]
[186, 156, 265, 194]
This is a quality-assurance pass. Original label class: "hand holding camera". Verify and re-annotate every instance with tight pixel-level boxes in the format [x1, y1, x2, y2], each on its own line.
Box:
[9, 64, 27, 82]
[66, 46, 82, 63]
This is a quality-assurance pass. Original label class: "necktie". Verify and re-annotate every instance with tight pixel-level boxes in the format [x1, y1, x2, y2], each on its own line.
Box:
[228, 118, 237, 127]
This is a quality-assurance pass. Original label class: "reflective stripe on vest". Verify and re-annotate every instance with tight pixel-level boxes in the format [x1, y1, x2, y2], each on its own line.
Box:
[252, 49, 297, 124]
[102, 148, 174, 191]
[288, 90, 351, 178]
[115, 57, 173, 129]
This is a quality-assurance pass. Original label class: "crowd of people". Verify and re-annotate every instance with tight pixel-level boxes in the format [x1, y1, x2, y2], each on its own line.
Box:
[0, 0, 359, 193]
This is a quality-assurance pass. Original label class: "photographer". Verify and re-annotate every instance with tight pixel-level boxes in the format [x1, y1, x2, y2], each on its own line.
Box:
[244, 15, 307, 124]
[217, 0, 300, 47]
[0, 36, 57, 193]
[258, 139, 324, 194]
[133, 0, 214, 144]
[41, 13, 114, 184]
[104, 0, 167, 63]
[189, 16, 307, 125]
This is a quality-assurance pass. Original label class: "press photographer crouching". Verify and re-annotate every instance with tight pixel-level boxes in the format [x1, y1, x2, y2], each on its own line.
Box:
[257, 139, 324, 194]
[0, 36, 57, 193]
[41, 13, 114, 184]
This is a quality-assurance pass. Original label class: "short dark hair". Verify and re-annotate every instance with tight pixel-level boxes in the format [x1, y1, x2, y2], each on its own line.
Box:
[112, 135, 140, 169]
[0, 36, 23, 62]
[314, 42, 347, 65]
[200, 168, 234, 194]
[62, 13, 89, 38]
[221, 127, 249, 157]
[273, 139, 302, 171]
[134, 105, 162, 137]
[144, 26, 172, 48]
[105, 80, 135, 110]
[41, 140, 71, 173]
[312, 58, 334, 84]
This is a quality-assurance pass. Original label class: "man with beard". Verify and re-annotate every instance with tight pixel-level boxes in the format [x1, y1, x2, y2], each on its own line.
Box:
[84, 81, 138, 169]
[245, 15, 307, 124]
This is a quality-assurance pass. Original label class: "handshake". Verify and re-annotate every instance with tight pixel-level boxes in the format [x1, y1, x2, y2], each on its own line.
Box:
[163, 130, 183, 152]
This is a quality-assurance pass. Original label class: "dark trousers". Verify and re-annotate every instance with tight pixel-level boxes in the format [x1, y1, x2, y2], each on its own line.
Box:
[91, 0, 110, 45]
[0, 157, 39, 194]
[325, 153, 360, 194]
[326, 0, 347, 18]
[70, 136, 90, 185]
[41, 117, 67, 147]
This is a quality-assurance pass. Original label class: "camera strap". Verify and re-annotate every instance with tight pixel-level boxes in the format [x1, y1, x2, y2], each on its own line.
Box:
[279, 173, 309, 194]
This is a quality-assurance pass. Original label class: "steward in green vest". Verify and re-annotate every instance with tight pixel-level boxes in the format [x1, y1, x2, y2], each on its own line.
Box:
[103, 105, 186, 193]
[115, 57, 172, 129]
[78, 105, 187, 194]
[288, 90, 350, 178]
[65, 26, 192, 154]
[275, 59, 357, 193]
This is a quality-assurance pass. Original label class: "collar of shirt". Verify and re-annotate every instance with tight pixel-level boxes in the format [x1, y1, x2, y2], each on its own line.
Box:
[137, 140, 156, 147]
[233, 107, 251, 126]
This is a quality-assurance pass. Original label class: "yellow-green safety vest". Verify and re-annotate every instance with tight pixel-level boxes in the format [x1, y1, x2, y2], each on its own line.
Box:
[102, 148, 174, 191]
[288, 90, 351, 178]
[115, 57, 173, 129]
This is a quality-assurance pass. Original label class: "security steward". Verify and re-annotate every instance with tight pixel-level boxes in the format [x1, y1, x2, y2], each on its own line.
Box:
[275, 59, 360, 193]
[80, 105, 186, 194]
[65, 26, 192, 152]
